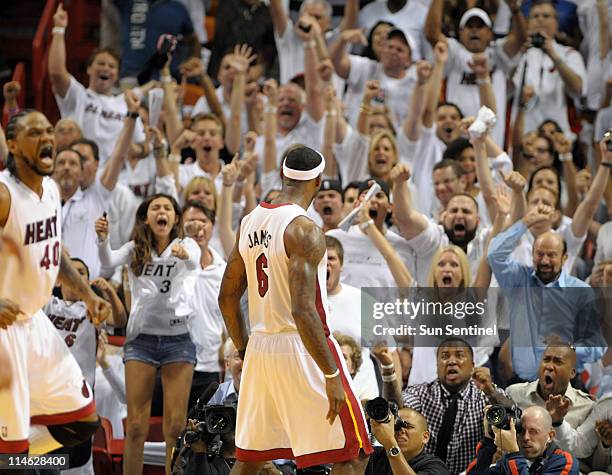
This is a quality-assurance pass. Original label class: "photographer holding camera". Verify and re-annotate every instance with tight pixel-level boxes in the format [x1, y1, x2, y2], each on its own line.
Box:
[512, 0, 586, 138]
[466, 405, 579, 474]
[367, 402, 450, 475]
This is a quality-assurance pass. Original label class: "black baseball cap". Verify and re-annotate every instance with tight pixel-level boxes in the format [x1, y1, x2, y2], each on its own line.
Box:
[319, 179, 343, 195]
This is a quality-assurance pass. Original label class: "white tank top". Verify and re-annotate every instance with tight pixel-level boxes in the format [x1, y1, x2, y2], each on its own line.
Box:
[44, 297, 97, 388]
[239, 202, 330, 335]
[0, 170, 62, 318]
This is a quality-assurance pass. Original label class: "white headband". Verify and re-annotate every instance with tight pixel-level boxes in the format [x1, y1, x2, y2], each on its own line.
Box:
[282, 153, 326, 181]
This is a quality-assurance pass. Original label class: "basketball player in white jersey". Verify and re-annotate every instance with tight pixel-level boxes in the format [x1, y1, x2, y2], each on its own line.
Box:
[0, 110, 111, 462]
[219, 146, 373, 474]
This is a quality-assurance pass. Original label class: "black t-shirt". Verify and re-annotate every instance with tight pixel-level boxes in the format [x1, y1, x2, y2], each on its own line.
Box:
[367, 446, 451, 475]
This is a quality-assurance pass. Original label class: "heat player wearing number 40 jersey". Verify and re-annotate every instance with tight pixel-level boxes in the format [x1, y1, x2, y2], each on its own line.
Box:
[218, 146, 372, 474]
[0, 110, 110, 461]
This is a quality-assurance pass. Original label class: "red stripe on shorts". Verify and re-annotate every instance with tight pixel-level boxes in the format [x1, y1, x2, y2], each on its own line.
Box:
[30, 400, 96, 425]
[236, 447, 295, 462]
[315, 278, 330, 337]
[0, 438, 28, 453]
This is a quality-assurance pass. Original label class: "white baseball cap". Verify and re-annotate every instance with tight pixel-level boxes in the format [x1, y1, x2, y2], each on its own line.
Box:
[459, 8, 493, 30]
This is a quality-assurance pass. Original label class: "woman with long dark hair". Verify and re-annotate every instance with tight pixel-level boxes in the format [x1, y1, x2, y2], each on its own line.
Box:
[96, 193, 201, 474]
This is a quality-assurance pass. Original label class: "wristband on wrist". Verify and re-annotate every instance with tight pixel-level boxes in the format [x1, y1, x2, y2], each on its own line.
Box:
[127, 111, 139, 119]
[326, 110, 338, 117]
[305, 40, 316, 49]
[324, 368, 340, 379]
[265, 105, 277, 114]
[52, 26, 66, 35]
[160, 75, 172, 84]
[382, 373, 397, 382]
[168, 153, 182, 164]
[601, 162, 612, 169]
[476, 77, 491, 85]
[559, 152, 573, 162]
[380, 362, 395, 370]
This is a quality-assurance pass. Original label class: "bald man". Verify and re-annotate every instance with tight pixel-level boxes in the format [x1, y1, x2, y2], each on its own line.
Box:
[54, 118, 83, 150]
[369, 407, 450, 474]
[467, 405, 579, 474]
[488, 205, 606, 381]
[506, 345, 594, 453]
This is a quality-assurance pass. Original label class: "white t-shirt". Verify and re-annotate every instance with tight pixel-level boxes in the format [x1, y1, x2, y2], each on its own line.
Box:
[179, 159, 224, 195]
[54, 76, 146, 166]
[190, 247, 227, 373]
[345, 56, 417, 130]
[254, 112, 325, 169]
[445, 38, 515, 146]
[328, 284, 379, 401]
[275, 20, 344, 91]
[398, 125, 446, 217]
[191, 85, 249, 136]
[358, 0, 429, 60]
[62, 180, 112, 279]
[326, 225, 417, 288]
[514, 42, 586, 135]
[577, 0, 612, 110]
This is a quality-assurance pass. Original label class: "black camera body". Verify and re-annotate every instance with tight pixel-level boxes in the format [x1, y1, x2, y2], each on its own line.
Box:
[365, 397, 408, 432]
[184, 403, 237, 450]
[486, 404, 523, 434]
[531, 33, 545, 49]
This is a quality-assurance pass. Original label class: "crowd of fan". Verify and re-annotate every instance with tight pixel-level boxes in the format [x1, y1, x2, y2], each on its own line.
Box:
[2, 0, 612, 474]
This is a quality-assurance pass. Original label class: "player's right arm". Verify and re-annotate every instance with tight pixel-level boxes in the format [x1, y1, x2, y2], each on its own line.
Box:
[0, 182, 22, 329]
[218, 229, 250, 356]
[285, 216, 345, 425]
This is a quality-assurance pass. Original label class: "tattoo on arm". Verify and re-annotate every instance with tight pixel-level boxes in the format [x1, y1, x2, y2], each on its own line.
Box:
[287, 218, 337, 375]
[218, 232, 249, 351]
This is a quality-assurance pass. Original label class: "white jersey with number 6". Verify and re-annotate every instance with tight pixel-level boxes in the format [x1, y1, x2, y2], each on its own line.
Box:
[239, 202, 330, 335]
[0, 170, 62, 319]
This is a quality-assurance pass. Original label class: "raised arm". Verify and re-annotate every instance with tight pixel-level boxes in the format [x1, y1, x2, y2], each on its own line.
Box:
[422, 41, 448, 129]
[552, 132, 579, 217]
[502, 0, 528, 58]
[358, 80, 381, 135]
[218, 230, 249, 356]
[424, 0, 446, 46]
[218, 155, 241, 258]
[359, 202, 414, 287]
[598, 0, 611, 60]
[390, 164, 430, 240]
[49, 3, 71, 98]
[298, 17, 325, 122]
[501, 170, 528, 226]
[262, 79, 278, 174]
[225, 45, 256, 155]
[269, 0, 289, 39]
[402, 61, 432, 141]
[541, 32, 583, 97]
[322, 85, 338, 178]
[100, 90, 140, 191]
[472, 127, 498, 222]
[329, 29, 367, 80]
[339, 0, 359, 31]
[286, 217, 345, 423]
[470, 53, 496, 113]
[90, 277, 127, 328]
[571, 139, 612, 238]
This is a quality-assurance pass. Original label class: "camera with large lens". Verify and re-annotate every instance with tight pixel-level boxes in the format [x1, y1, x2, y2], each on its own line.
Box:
[171, 383, 237, 475]
[365, 398, 408, 432]
[486, 404, 523, 434]
[531, 33, 545, 48]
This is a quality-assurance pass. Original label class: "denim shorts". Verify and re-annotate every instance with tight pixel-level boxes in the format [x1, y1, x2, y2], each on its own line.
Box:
[123, 333, 196, 367]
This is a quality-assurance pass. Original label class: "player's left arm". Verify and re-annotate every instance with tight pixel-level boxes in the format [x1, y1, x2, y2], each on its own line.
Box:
[218, 229, 249, 356]
[58, 249, 111, 326]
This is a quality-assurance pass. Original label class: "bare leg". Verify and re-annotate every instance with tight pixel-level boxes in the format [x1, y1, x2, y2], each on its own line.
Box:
[161, 362, 194, 475]
[331, 450, 370, 475]
[230, 460, 267, 474]
[123, 361, 157, 475]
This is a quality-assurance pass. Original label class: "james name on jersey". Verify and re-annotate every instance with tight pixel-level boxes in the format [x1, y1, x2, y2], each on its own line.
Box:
[247, 229, 271, 249]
